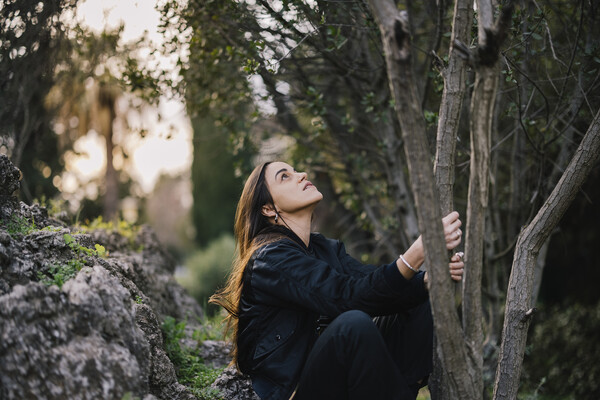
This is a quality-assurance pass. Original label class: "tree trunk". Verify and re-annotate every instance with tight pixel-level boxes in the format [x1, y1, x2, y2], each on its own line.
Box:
[430, 0, 473, 396]
[493, 108, 600, 399]
[434, 0, 472, 214]
[463, 63, 498, 397]
[368, 1, 477, 398]
[97, 85, 119, 221]
[460, 1, 514, 396]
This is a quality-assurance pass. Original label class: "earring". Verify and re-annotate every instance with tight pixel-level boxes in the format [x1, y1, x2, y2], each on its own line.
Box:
[274, 213, 279, 223]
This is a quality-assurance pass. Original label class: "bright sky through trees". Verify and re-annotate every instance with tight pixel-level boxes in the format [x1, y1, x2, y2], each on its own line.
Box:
[68, 0, 192, 193]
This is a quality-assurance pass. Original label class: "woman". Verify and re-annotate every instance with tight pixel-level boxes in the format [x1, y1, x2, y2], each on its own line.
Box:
[210, 161, 464, 400]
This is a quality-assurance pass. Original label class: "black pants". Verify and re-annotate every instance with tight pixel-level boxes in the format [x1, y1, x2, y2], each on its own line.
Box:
[293, 301, 433, 400]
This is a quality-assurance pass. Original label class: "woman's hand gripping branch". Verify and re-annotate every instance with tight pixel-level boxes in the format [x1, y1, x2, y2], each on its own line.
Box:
[443, 211, 464, 282]
[404, 211, 464, 285]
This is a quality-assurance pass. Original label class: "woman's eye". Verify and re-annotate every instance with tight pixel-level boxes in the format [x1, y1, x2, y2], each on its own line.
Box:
[281, 173, 288, 180]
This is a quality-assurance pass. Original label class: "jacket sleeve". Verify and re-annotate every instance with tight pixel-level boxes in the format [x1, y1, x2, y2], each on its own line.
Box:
[249, 239, 429, 317]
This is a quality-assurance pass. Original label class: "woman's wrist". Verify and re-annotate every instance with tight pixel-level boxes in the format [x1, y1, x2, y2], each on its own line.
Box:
[396, 236, 425, 278]
[404, 236, 425, 268]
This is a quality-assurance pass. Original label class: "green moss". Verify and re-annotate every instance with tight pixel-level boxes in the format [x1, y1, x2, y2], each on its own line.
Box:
[37, 259, 85, 288]
[37, 234, 106, 288]
[77, 216, 140, 248]
[3, 215, 37, 237]
[161, 317, 224, 400]
[63, 233, 107, 258]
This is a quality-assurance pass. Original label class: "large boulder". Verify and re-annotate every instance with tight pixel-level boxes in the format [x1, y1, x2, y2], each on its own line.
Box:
[0, 154, 260, 400]
[0, 155, 200, 400]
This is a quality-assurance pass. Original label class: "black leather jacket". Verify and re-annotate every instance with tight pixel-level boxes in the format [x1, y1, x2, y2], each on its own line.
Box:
[237, 228, 428, 400]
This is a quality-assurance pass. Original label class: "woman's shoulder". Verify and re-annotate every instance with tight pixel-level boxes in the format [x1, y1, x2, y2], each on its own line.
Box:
[310, 232, 342, 251]
[253, 235, 307, 262]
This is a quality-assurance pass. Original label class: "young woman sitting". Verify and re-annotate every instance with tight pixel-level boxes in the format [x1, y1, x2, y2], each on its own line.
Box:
[211, 161, 464, 400]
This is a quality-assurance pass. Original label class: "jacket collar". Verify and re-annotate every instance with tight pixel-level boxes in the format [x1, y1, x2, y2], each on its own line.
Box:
[257, 225, 310, 252]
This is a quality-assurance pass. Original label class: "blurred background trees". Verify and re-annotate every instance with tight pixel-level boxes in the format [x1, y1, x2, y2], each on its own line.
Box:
[1, 0, 599, 397]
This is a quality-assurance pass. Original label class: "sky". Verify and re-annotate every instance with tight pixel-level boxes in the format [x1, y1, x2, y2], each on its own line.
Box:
[67, 0, 192, 194]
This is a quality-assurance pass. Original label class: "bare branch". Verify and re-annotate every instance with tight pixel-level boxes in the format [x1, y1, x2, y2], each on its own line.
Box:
[493, 107, 600, 399]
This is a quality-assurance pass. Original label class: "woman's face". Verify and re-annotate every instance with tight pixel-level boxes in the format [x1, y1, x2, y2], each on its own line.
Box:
[264, 161, 323, 214]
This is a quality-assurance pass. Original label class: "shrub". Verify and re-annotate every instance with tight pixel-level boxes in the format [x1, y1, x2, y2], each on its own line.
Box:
[521, 301, 600, 399]
[178, 235, 235, 315]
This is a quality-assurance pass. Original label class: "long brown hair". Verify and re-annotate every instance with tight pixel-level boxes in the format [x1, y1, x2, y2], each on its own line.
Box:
[209, 161, 282, 367]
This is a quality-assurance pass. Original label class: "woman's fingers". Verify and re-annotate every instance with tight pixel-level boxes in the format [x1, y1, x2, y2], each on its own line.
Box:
[443, 211, 462, 250]
[449, 252, 464, 281]
[442, 211, 460, 225]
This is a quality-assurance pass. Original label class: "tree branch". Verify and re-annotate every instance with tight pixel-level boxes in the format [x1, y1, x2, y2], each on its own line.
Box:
[493, 107, 600, 399]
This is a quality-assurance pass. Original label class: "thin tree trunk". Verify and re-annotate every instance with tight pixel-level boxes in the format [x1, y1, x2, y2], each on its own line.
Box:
[368, 1, 477, 398]
[463, 64, 498, 397]
[460, 1, 514, 396]
[97, 85, 119, 221]
[103, 109, 119, 221]
[493, 108, 600, 399]
[434, 0, 472, 214]
[430, 0, 473, 396]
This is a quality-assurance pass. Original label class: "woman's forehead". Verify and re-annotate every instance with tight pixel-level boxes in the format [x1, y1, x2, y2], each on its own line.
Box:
[265, 161, 293, 179]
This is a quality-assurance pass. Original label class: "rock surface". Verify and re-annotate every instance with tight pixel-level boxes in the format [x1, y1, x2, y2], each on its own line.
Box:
[0, 154, 258, 400]
[212, 366, 260, 400]
[0, 155, 194, 399]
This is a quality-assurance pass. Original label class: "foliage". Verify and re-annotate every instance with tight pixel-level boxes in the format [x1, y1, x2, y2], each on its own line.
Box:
[178, 235, 235, 315]
[47, 24, 161, 219]
[159, 0, 600, 395]
[63, 233, 107, 257]
[158, 0, 256, 246]
[190, 117, 250, 247]
[159, 0, 466, 259]
[0, 0, 77, 181]
[192, 311, 226, 344]
[161, 317, 224, 400]
[521, 301, 600, 399]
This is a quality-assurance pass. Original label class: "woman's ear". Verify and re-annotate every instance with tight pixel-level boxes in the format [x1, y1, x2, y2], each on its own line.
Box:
[261, 204, 276, 218]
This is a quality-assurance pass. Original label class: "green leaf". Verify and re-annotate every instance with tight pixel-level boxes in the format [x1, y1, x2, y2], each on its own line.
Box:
[63, 233, 75, 245]
[95, 244, 107, 257]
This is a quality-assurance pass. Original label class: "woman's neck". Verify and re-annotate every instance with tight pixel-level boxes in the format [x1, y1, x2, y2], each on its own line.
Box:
[277, 209, 313, 247]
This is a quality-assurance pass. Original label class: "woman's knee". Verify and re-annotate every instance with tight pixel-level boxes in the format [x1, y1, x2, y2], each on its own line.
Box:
[327, 310, 378, 339]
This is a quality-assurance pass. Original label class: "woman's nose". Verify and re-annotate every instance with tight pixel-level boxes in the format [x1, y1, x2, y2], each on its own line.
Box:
[297, 171, 307, 181]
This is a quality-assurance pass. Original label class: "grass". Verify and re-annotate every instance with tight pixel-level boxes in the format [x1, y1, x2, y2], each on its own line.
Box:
[161, 316, 225, 400]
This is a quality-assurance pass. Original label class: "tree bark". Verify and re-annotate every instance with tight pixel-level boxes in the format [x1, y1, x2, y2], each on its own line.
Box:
[493, 108, 600, 399]
[463, 63, 498, 397]
[368, 1, 477, 398]
[430, 0, 473, 396]
[461, 1, 514, 396]
[434, 0, 472, 214]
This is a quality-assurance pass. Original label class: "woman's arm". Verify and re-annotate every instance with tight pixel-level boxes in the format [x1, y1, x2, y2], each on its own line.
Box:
[248, 240, 428, 317]
[397, 211, 464, 282]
